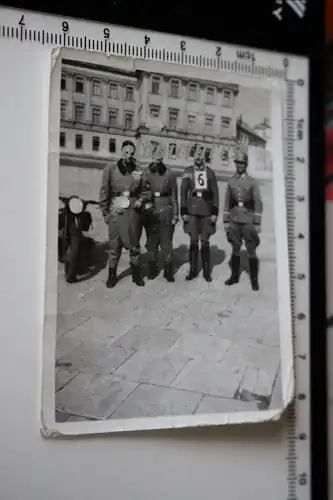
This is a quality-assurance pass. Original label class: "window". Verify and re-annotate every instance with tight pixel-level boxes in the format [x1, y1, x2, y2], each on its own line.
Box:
[109, 138, 116, 153]
[74, 103, 85, 122]
[223, 90, 232, 106]
[168, 143, 177, 158]
[124, 112, 133, 130]
[187, 114, 196, 132]
[92, 80, 101, 96]
[204, 115, 214, 134]
[205, 148, 212, 163]
[75, 134, 83, 150]
[60, 100, 67, 120]
[150, 106, 160, 118]
[109, 83, 118, 98]
[168, 109, 178, 129]
[190, 143, 198, 158]
[188, 83, 198, 101]
[108, 109, 118, 127]
[74, 76, 84, 93]
[151, 76, 160, 94]
[170, 79, 179, 98]
[92, 136, 100, 152]
[125, 86, 134, 101]
[206, 87, 214, 104]
[59, 132, 66, 147]
[221, 117, 231, 133]
[221, 148, 229, 164]
[92, 106, 101, 125]
[61, 74, 66, 90]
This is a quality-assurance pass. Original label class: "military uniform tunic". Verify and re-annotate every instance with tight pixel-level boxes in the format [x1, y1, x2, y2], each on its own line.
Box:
[223, 173, 263, 256]
[143, 163, 179, 263]
[99, 160, 152, 267]
[180, 165, 219, 243]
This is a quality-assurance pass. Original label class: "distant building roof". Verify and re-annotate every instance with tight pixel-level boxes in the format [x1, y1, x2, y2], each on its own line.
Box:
[253, 118, 271, 130]
[236, 118, 267, 143]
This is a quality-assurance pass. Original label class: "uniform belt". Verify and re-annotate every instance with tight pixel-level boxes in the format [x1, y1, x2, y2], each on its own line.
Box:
[153, 192, 169, 198]
[232, 201, 252, 209]
[114, 191, 130, 197]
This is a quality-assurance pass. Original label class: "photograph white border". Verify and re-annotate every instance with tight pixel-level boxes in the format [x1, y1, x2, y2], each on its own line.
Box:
[41, 47, 293, 437]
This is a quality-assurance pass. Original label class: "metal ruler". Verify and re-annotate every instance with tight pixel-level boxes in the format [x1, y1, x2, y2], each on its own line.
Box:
[0, 7, 311, 500]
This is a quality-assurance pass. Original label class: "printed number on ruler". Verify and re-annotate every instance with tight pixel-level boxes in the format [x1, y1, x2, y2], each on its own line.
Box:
[194, 171, 208, 190]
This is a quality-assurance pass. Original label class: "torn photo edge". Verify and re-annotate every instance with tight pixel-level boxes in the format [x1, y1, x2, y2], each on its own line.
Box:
[41, 47, 294, 437]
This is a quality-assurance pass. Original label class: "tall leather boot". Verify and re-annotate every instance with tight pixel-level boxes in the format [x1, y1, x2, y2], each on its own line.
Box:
[147, 262, 158, 280]
[185, 243, 199, 281]
[106, 267, 117, 288]
[164, 261, 175, 282]
[201, 244, 212, 282]
[225, 255, 240, 286]
[249, 257, 259, 291]
[131, 264, 145, 287]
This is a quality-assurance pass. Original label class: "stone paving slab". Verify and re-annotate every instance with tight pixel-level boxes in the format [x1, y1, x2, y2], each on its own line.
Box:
[195, 394, 259, 414]
[114, 326, 182, 354]
[56, 372, 138, 420]
[171, 359, 246, 399]
[111, 384, 203, 419]
[114, 351, 190, 386]
[57, 341, 136, 376]
[56, 369, 79, 392]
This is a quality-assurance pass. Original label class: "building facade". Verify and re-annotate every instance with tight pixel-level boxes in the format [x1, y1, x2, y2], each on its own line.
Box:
[236, 117, 272, 179]
[59, 61, 240, 171]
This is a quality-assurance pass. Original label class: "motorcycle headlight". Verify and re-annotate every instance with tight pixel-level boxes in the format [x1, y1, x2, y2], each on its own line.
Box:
[69, 196, 83, 215]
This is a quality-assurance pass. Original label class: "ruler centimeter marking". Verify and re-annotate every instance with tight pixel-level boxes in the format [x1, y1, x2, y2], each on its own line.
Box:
[0, 7, 311, 500]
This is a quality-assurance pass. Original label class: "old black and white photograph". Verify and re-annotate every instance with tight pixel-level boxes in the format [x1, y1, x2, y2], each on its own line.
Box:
[42, 49, 292, 434]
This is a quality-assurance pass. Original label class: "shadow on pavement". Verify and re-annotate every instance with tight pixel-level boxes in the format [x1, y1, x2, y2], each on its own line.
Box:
[76, 238, 109, 283]
[227, 249, 261, 277]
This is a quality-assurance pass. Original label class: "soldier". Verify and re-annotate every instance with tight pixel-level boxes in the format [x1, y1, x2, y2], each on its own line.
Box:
[99, 140, 152, 288]
[223, 150, 263, 291]
[180, 146, 219, 282]
[143, 144, 179, 282]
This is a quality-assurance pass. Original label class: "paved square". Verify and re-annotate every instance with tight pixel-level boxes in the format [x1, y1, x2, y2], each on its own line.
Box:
[55, 166, 282, 422]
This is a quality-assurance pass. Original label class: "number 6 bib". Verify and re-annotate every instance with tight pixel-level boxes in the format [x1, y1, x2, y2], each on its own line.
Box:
[194, 169, 208, 190]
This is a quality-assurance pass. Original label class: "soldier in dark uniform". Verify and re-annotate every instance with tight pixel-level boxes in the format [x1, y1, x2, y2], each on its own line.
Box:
[99, 140, 152, 288]
[143, 144, 179, 282]
[223, 150, 263, 291]
[180, 146, 219, 282]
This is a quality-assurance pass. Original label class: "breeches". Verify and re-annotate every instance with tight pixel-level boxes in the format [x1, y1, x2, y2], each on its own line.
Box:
[226, 223, 260, 257]
[145, 207, 174, 262]
[108, 209, 141, 267]
[184, 215, 216, 245]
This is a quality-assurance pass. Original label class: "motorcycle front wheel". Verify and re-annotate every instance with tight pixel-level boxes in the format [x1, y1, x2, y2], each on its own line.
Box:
[65, 236, 81, 283]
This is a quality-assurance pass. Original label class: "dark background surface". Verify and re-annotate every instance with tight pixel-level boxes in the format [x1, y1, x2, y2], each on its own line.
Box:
[0, 0, 328, 498]
[0, 0, 325, 55]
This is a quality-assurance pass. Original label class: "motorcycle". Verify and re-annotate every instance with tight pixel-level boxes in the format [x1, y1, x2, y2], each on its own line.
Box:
[58, 195, 99, 283]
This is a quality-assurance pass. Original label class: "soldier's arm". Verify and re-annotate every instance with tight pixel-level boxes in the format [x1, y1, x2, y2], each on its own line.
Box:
[209, 169, 219, 216]
[252, 181, 263, 225]
[180, 169, 190, 216]
[99, 163, 112, 216]
[169, 171, 179, 218]
[138, 170, 153, 204]
[223, 182, 232, 223]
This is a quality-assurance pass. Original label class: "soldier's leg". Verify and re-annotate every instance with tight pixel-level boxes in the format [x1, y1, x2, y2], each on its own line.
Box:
[146, 220, 159, 280]
[243, 224, 260, 291]
[200, 216, 216, 282]
[106, 215, 122, 288]
[127, 209, 145, 287]
[225, 223, 242, 286]
[160, 222, 175, 283]
[185, 216, 199, 281]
